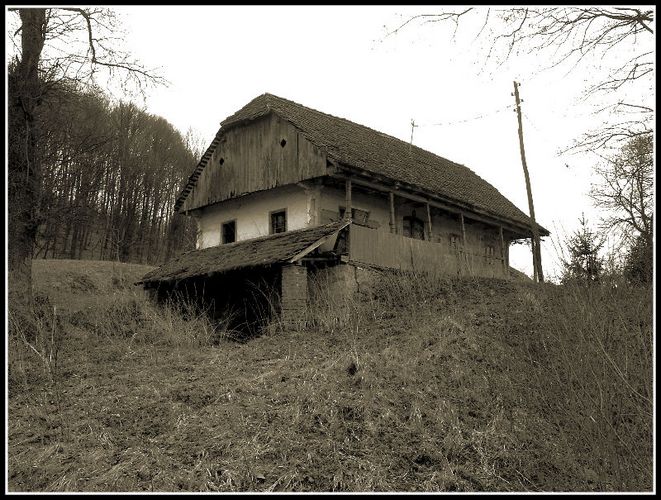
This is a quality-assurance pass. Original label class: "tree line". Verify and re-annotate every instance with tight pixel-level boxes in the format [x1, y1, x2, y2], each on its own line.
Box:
[10, 70, 198, 265]
[560, 134, 653, 285]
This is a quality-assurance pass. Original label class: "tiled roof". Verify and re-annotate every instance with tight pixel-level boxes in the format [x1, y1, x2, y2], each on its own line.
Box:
[175, 93, 548, 235]
[139, 221, 348, 284]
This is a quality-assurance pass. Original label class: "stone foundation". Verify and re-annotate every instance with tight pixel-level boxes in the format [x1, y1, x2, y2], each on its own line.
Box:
[308, 263, 380, 305]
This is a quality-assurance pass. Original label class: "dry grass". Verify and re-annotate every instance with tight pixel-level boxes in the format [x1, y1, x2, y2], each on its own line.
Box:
[7, 260, 653, 492]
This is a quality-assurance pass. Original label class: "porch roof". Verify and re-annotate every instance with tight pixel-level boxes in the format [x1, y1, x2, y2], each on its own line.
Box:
[138, 220, 349, 285]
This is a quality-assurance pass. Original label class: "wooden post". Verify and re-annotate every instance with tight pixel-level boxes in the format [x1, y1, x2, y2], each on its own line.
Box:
[344, 178, 352, 256]
[460, 213, 467, 273]
[513, 81, 543, 282]
[499, 226, 509, 277]
[389, 191, 396, 233]
[426, 202, 433, 241]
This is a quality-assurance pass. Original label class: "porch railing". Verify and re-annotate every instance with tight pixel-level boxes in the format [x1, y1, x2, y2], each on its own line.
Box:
[348, 224, 506, 278]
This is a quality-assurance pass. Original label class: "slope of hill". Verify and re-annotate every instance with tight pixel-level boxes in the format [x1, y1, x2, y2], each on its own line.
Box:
[7, 260, 653, 492]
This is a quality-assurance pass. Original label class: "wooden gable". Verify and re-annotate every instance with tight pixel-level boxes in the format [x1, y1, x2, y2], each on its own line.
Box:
[180, 114, 327, 212]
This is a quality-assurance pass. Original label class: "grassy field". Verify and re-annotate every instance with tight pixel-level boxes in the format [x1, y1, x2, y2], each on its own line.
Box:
[7, 259, 653, 492]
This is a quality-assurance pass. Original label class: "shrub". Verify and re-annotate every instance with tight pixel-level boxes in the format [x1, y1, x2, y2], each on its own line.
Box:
[8, 293, 65, 387]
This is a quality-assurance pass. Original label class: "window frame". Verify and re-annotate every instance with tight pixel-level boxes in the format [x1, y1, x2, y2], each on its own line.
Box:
[403, 213, 426, 240]
[269, 208, 288, 235]
[338, 206, 370, 225]
[221, 219, 237, 245]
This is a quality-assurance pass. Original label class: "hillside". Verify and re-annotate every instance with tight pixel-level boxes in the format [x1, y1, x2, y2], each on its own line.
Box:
[8, 260, 653, 492]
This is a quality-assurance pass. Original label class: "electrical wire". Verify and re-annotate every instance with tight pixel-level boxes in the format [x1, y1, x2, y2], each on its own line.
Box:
[413, 103, 517, 128]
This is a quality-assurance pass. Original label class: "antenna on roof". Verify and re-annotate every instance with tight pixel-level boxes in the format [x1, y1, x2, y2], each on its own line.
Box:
[409, 119, 416, 151]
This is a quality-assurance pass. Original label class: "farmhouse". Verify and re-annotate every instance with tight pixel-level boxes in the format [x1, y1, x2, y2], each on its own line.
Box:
[140, 93, 548, 330]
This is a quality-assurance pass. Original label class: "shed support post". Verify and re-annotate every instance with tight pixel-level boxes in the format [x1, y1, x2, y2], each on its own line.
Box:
[426, 202, 433, 241]
[389, 191, 396, 233]
[499, 226, 509, 278]
[344, 178, 352, 256]
[460, 213, 468, 274]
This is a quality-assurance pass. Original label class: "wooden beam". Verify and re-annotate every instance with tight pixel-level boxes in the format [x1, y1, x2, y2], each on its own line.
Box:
[287, 221, 351, 263]
[426, 202, 433, 240]
[326, 157, 340, 174]
[499, 226, 509, 277]
[460, 212, 468, 274]
[330, 171, 531, 237]
[389, 191, 396, 233]
[345, 178, 352, 220]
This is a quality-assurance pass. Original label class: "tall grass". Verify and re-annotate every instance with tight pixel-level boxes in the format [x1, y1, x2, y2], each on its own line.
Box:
[512, 282, 653, 491]
[8, 263, 653, 492]
[305, 268, 653, 491]
[8, 288, 219, 393]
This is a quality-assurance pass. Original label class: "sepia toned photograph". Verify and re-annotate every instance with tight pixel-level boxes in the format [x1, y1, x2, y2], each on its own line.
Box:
[6, 5, 654, 493]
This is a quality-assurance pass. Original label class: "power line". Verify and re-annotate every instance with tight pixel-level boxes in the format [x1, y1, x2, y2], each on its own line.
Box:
[413, 103, 517, 129]
[522, 110, 543, 134]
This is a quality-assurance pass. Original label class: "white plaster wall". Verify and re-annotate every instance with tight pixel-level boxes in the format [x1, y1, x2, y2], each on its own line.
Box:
[192, 181, 508, 272]
[194, 184, 311, 249]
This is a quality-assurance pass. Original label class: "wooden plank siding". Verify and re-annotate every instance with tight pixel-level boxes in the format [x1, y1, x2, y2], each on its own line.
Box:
[181, 114, 327, 212]
[348, 224, 506, 278]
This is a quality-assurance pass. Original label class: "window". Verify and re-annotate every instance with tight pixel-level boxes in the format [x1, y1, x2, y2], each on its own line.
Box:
[270, 210, 287, 234]
[221, 220, 236, 244]
[403, 210, 425, 240]
[339, 206, 370, 225]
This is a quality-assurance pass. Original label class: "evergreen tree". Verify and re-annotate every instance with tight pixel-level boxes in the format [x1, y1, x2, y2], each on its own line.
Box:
[623, 233, 653, 285]
[561, 214, 605, 284]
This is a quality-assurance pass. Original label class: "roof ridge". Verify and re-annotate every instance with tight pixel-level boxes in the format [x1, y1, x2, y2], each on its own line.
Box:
[251, 93, 479, 175]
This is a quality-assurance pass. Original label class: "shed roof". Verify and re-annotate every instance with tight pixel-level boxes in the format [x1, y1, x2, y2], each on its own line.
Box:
[139, 221, 348, 285]
[175, 93, 548, 235]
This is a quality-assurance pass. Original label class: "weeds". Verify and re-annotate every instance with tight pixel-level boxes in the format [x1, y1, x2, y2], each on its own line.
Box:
[514, 283, 653, 491]
[8, 261, 653, 492]
[8, 294, 64, 387]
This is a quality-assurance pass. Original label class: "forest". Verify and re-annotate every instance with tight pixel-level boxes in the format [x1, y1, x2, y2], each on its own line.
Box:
[9, 72, 198, 265]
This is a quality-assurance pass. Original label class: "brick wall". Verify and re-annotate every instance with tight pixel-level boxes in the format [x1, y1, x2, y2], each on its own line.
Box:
[281, 264, 309, 328]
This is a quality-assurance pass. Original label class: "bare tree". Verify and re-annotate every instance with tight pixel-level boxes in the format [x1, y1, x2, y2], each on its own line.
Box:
[384, 7, 654, 153]
[590, 134, 653, 247]
[8, 7, 165, 304]
[9, 9, 48, 306]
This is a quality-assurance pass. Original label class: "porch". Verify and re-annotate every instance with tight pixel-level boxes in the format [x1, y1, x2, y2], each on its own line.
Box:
[346, 224, 508, 279]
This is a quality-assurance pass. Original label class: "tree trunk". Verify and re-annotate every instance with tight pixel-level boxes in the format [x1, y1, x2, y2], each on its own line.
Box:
[8, 8, 47, 306]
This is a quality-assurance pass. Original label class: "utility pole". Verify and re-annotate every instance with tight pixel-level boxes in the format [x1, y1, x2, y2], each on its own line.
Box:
[512, 81, 544, 283]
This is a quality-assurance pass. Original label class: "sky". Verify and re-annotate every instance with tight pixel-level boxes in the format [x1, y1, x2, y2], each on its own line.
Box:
[9, 5, 654, 280]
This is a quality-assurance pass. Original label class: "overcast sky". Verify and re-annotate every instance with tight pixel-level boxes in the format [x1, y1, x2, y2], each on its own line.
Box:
[12, 5, 654, 280]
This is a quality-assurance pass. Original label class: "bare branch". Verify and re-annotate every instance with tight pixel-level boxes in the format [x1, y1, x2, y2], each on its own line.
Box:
[383, 8, 473, 38]
[383, 7, 654, 156]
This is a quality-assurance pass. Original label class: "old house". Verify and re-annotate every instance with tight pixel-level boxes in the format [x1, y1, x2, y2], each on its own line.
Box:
[140, 93, 548, 330]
